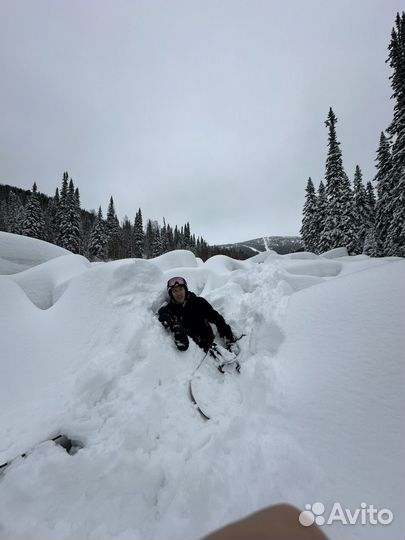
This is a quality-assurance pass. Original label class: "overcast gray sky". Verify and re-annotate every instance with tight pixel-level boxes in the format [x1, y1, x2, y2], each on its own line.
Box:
[0, 0, 402, 244]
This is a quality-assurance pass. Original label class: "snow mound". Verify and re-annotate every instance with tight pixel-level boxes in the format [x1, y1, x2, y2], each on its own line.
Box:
[0, 232, 71, 274]
[321, 246, 349, 258]
[249, 250, 277, 263]
[203, 254, 247, 272]
[0, 235, 403, 540]
[274, 259, 405, 539]
[1, 255, 91, 309]
[280, 259, 342, 278]
[283, 251, 320, 259]
[150, 249, 199, 271]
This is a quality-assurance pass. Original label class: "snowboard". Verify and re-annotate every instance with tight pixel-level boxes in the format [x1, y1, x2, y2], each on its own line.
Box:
[189, 351, 242, 420]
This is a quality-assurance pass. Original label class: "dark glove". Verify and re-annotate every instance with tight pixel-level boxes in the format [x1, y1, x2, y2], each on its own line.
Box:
[173, 325, 189, 351]
[221, 324, 235, 343]
[223, 328, 242, 355]
[225, 337, 240, 355]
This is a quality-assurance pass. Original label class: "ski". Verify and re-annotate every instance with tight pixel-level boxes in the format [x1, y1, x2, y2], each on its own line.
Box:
[188, 342, 242, 420]
[189, 381, 211, 420]
[0, 434, 81, 474]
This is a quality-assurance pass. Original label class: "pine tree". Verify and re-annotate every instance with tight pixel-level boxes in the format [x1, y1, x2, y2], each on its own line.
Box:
[133, 208, 144, 258]
[21, 182, 44, 239]
[105, 196, 120, 259]
[320, 108, 353, 252]
[166, 224, 174, 251]
[183, 222, 191, 250]
[6, 191, 25, 234]
[58, 178, 81, 253]
[0, 200, 6, 231]
[88, 206, 107, 259]
[300, 177, 318, 253]
[121, 216, 133, 258]
[374, 132, 393, 255]
[144, 219, 154, 258]
[363, 181, 378, 255]
[352, 166, 368, 254]
[366, 181, 377, 218]
[56, 172, 69, 246]
[316, 181, 328, 253]
[341, 172, 357, 253]
[161, 218, 169, 254]
[385, 12, 405, 256]
[190, 233, 197, 254]
[44, 188, 59, 244]
[173, 226, 181, 249]
[152, 227, 163, 257]
[106, 197, 117, 238]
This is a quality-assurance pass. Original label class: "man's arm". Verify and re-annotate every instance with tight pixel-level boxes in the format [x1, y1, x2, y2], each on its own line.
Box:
[198, 298, 234, 341]
[158, 304, 189, 351]
[158, 304, 178, 330]
[202, 504, 328, 540]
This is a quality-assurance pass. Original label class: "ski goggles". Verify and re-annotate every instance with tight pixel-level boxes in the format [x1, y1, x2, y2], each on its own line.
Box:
[167, 276, 187, 288]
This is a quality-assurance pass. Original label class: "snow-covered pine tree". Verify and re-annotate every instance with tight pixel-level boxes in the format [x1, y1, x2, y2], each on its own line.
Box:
[0, 200, 6, 231]
[106, 197, 117, 238]
[6, 191, 25, 234]
[385, 12, 405, 257]
[183, 222, 191, 250]
[366, 181, 377, 220]
[337, 172, 357, 254]
[21, 182, 44, 239]
[106, 196, 120, 259]
[362, 181, 377, 256]
[44, 188, 60, 244]
[166, 224, 174, 251]
[300, 177, 318, 253]
[190, 233, 197, 254]
[161, 218, 169, 254]
[173, 226, 181, 249]
[373, 132, 393, 255]
[144, 219, 154, 258]
[352, 166, 368, 254]
[152, 227, 163, 257]
[196, 237, 209, 260]
[133, 208, 144, 258]
[316, 181, 328, 254]
[56, 172, 69, 246]
[74, 188, 83, 252]
[120, 216, 133, 258]
[363, 181, 378, 256]
[320, 108, 352, 252]
[58, 178, 81, 253]
[88, 206, 107, 260]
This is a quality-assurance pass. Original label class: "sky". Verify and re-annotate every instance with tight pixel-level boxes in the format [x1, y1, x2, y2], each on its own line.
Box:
[0, 0, 403, 245]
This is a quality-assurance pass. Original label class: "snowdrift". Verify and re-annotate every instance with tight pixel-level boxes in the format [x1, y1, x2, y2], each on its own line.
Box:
[0, 233, 403, 540]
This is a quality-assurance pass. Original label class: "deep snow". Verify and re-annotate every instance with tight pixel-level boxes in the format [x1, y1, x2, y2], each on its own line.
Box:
[0, 232, 403, 539]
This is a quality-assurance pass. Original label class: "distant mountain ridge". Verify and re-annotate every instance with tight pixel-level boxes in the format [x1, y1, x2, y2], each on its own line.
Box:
[216, 236, 304, 256]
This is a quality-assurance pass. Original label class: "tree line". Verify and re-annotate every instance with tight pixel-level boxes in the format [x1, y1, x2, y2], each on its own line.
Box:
[301, 12, 405, 258]
[0, 174, 252, 261]
[0, 173, 212, 260]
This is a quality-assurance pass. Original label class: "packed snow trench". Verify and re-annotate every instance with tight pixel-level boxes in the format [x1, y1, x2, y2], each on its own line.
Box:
[0, 232, 404, 540]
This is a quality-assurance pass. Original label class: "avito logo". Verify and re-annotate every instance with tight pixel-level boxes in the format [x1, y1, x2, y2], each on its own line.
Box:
[299, 502, 394, 527]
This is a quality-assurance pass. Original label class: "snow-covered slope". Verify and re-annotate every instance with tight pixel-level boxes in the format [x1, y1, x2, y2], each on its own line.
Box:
[0, 233, 403, 540]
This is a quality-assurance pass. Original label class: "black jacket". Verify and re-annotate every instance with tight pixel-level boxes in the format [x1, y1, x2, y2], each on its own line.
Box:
[158, 292, 233, 344]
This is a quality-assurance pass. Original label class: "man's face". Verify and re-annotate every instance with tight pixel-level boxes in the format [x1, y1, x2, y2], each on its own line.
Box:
[171, 285, 186, 304]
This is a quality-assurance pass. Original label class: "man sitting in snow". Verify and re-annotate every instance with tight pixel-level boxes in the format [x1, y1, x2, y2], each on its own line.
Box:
[158, 276, 239, 356]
